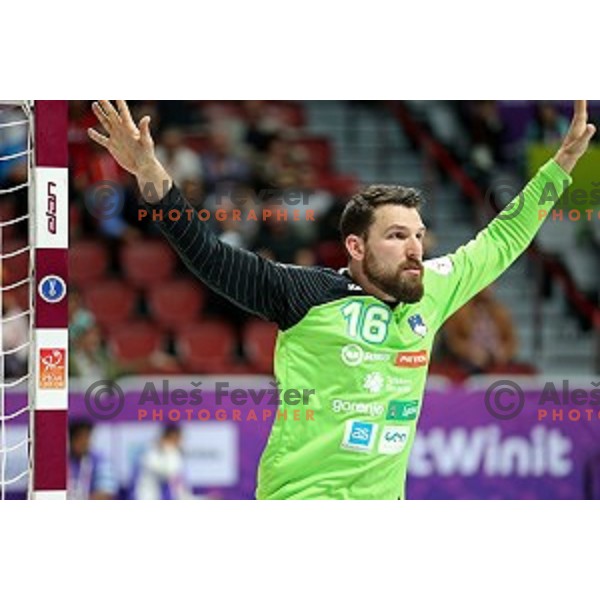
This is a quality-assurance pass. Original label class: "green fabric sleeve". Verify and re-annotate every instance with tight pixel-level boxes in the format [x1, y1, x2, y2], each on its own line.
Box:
[428, 158, 572, 325]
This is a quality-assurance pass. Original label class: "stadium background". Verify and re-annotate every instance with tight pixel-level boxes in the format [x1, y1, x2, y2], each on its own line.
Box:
[3, 100, 600, 498]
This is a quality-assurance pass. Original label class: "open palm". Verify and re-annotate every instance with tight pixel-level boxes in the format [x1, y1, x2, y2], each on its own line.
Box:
[88, 100, 156, 177]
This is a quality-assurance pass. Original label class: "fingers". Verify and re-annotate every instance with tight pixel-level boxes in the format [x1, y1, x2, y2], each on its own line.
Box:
[570, 100, 587, 130]
[584, 123, 596, 142]
[87, 127, 109, 148]
[116, 100, 137, 130]
[92, 102, 112, 132]
[565, 100, 589, 140]
[138, 115, 153, 148]
[574, 100, 587, 121]
[99, 100, 121, 124]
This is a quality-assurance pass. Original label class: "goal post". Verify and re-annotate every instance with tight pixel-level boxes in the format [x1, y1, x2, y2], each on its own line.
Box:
[30, 100, 69, 499]
[0, 100, 69, 500]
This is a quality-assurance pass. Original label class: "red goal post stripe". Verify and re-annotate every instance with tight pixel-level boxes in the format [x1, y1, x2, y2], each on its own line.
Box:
[31, 101, 69, 499]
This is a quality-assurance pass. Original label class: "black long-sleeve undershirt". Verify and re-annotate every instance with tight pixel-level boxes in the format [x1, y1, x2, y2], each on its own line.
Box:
[142, 185, 360, 330]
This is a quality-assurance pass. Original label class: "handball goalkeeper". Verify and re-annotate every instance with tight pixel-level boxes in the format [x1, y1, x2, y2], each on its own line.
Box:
[89, 100, 595, 499]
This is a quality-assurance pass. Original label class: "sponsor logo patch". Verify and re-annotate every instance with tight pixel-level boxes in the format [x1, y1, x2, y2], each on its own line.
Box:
[378, 425, 411, 455]
[38, 275, 67, 304]
[386, 400, 420, 421]
[39, 348, 66, 389]
[341, 344, 391, 367]
[395, 350, 428, 368]
[341, 420, 378, 452]
[332, 399, 385, 418]
[424, 256, 453, 276]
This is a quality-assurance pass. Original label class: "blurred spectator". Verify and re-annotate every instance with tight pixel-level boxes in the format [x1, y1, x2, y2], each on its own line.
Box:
[255, 134, 293, 188]
[204, 183, 260, 249]
[526, 102, 569, 145]
[68, 420, 117, 499]
[202, 125, 251, 192]
[0, 105, 28, 185]
[69, 324, 123, 380]
[68, 100, 97, 191]
[69, 288, 96, 342]
[286, 164, 333, 243]
[132, 424, 192, 500]
[443, 287, 518, 374]
[70, 321, 178, 379]
[156, 100, 203, 130]
[467, 101, 505, 178]
[252, 198, 313, 264]
[584, 452, 600, 500]
[242, 100, 279, 154]
[155, 128, 203, 188]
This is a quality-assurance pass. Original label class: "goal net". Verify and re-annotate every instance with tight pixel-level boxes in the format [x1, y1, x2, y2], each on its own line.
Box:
[0, 100, 68, 499]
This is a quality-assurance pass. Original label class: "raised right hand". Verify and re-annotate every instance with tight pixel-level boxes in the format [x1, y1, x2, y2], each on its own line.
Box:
[88, 101, 172, 203]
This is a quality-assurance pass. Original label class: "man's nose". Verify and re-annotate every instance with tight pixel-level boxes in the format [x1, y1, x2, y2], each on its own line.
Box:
[406, 237, 423, 261]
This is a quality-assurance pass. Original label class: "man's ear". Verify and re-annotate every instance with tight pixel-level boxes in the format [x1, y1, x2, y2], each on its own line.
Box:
[345, 234, 365, 261]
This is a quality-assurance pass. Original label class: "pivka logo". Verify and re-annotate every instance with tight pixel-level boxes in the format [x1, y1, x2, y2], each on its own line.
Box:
[39, 348, 66, 389]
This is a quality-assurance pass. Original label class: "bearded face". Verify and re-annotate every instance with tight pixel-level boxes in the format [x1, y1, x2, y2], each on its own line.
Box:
[363, 242, 424, 303]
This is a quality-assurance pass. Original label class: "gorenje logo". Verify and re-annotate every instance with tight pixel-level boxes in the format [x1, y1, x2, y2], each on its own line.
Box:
[332, 398, 385, 417]
[47, 181, 57, 234]
[386, 400, 420, 421]
[395, 350, 428, 368]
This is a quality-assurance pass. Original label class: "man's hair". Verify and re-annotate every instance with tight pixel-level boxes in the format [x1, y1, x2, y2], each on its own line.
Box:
[339, 184, 424, 241]
[162, 423, 181, 439]
[69, 419, 93, 443]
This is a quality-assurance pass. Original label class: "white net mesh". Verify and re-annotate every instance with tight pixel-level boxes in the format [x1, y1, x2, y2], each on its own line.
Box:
[0, 101, 33, 499]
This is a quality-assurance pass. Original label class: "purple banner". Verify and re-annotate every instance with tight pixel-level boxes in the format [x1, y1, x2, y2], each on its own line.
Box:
[8, 379, 600, 499]
[410, 384, 600, 499]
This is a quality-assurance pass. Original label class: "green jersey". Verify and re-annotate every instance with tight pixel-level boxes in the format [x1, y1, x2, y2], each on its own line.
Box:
[150, 159, 570, 499]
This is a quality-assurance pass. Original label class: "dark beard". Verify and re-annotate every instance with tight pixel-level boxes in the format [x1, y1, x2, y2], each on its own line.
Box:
[364, 247, 424, 303]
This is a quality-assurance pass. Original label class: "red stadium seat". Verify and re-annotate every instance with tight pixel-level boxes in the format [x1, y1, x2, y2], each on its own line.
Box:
[264, 102, 305, 128]
[148, 278, 206, 331]
[176, 321, 238, 374]
[184, 133, 210, 154]
[83, 279, 137, 329]
[70, 240, 109, 287]
[201, 101, 244, 121]
[243, 320, 278, 374]
[108, 320, 163, 363]
[317, 241, 347, 270]
[319, 173, 360, 198]
[121, 240, 177, 289]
